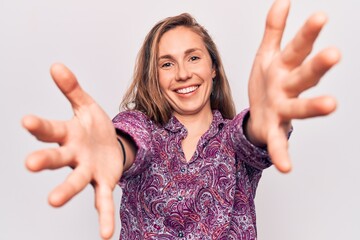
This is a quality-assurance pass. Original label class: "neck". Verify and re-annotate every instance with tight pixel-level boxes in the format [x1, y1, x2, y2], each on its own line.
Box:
[174, 108, 213, 136]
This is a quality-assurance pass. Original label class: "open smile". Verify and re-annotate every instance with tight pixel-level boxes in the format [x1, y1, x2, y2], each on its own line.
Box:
[175, 85, 200, 94]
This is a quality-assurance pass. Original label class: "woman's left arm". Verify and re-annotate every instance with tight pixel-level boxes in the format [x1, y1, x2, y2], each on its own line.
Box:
[246, 0, 341, 173]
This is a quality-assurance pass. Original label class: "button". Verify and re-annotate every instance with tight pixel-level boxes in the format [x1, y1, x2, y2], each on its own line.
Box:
[180, 168, 186, 173]
[178, 231, 184, 238]
[177, 196, 183, 201]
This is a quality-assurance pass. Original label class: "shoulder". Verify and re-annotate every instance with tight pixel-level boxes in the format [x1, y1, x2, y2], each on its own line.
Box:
[113, 109, 149, 122]
[219, 108, 249, 130]
[113, 110, 153, 125]
[112, 110, 155, 133]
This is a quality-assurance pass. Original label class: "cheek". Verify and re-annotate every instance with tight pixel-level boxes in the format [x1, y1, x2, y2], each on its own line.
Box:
[158, 70, 177, 90]
[158, 72, 168, 90]
[198, 67, 215, 82]
[196, 61, 215, 78]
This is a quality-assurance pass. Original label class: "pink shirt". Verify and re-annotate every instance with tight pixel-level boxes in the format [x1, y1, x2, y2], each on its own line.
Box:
[112, 109, 271, 239]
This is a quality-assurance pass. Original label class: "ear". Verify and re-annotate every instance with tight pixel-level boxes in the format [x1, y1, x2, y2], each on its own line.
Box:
[211, 68, 216, 79]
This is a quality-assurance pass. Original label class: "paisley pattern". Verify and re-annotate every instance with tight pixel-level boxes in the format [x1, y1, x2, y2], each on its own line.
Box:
[112, 109, 271, 239]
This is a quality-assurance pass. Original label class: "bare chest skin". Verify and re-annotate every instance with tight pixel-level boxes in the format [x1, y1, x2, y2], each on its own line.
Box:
[181, 133, 203, 162]
[172, 101, 213, 163]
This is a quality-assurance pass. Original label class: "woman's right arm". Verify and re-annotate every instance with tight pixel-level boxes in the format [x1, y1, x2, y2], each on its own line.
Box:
[22, 63, 129, 240]
[117, 133, 137, 172]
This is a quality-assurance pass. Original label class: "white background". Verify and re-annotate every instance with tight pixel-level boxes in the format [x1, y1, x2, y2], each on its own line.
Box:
[1, 0, 359, 239]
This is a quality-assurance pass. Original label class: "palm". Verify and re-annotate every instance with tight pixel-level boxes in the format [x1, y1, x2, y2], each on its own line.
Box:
[22, 64, 123, 239]
[247, 0, 341, 172]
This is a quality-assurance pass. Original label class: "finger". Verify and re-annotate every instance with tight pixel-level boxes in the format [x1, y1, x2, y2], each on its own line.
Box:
[267, 127, 292, 173]
[258, 0, 291, 52]
[281, 12, 328, 68]
[284, 47, 341, 97]
[50, 63, 94, 109]
[25, 147, 75, 172]
[22, 115, 67, 143]
[48, 166, 92, 207]
[279, 96, 337, 120]
[95, 185, 115, 239]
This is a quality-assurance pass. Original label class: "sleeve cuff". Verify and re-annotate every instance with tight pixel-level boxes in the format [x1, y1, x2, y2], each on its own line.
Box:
[112, 110, 153, 181]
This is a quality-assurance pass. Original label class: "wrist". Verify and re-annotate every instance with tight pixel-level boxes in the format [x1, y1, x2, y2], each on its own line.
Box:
[116, 137, 126, 166]
[243, 112, 267, 148]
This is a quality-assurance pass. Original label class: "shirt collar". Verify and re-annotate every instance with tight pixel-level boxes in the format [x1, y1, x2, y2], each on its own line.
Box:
[164, 114, 183, 133]
[164, 110, 226, 135]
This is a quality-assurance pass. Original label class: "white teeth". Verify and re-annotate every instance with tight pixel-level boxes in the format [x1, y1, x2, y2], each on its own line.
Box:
[176, 85, 199, 94]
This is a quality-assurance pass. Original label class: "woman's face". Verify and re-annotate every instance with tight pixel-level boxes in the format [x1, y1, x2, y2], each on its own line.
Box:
[157, 26, 216, 118]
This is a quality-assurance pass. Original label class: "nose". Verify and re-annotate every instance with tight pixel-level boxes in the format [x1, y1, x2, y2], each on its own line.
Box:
[175, 63, 192, 81]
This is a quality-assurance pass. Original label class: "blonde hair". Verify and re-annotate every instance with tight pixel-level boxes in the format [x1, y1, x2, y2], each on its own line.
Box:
[121, 13, 236, 124]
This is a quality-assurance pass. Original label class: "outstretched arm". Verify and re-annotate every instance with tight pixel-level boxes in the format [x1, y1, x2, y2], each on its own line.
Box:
[246, 0, 341, 173]
[22, 63, 135, 239]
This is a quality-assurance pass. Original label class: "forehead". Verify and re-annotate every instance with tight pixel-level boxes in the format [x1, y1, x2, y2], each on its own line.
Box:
[158, 26, 206, 55]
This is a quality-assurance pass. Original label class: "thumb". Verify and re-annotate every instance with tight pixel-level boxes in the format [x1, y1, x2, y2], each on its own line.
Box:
[267, 127, 292, 173]
[50, 63, 94, 108]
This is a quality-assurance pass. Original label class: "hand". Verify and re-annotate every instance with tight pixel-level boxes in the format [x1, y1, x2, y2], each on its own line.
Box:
[22, 63, 123, 239]
[246, 0, 341, 173]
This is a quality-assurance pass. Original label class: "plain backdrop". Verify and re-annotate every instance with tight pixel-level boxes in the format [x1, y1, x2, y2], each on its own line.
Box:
[1, 0, 359, 239]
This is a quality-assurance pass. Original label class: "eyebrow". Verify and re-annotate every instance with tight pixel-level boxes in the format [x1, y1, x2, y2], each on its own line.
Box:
[158, 48, 203, 61]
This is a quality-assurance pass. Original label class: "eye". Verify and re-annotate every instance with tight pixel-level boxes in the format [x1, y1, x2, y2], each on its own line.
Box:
[189, 56, 200, 62]
[160, 62, 173, 69]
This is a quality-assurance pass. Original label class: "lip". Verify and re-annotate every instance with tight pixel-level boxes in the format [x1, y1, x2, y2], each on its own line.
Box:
[174, 84, 200, 94]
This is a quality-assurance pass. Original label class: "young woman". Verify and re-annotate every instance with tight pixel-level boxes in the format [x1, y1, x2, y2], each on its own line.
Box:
[22, 0, 340, 239]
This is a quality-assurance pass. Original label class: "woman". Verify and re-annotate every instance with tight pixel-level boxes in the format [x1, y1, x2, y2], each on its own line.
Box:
[22, 0, 340, 239]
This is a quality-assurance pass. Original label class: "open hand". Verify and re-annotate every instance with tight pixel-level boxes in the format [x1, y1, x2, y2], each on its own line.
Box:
[22, 64, 123, 239]
[246, 0, 341, 172]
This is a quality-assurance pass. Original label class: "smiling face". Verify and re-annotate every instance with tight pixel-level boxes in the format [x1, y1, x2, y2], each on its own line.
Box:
[157, 26, 216, 118]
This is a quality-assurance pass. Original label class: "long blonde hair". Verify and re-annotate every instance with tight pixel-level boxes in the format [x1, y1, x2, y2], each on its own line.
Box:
[121, 13, 236, 124]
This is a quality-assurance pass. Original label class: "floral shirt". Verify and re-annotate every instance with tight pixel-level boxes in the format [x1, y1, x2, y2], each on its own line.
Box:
[112, 109, 272, 240]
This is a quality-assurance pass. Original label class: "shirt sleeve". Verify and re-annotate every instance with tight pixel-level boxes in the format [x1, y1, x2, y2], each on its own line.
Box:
[112, 110, 153, 181]
[229, 108, 272, 170]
